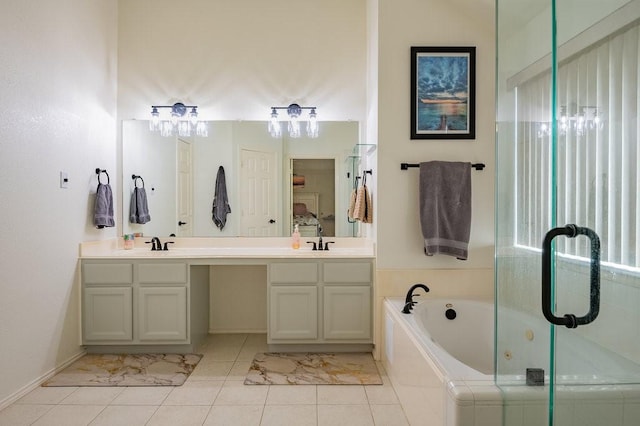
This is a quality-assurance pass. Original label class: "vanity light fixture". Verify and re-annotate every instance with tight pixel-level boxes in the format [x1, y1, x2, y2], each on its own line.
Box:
[268, 103, 318, 138]
[149, 102, 208, 137]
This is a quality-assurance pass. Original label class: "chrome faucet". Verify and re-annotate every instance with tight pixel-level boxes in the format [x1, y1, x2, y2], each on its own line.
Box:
[402, 283, 430, 314]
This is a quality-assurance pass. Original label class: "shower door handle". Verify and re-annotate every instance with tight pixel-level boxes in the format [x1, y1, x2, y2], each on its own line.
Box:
[541, 224, 601, 328]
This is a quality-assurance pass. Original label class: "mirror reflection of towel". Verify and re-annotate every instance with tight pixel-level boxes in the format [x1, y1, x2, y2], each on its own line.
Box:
[94, 183, 115, 228]
[129, 187, 151, 224]
[353, 184, 373, 224]
[212, 166, 231, 230]
[419, 161, 471, 260]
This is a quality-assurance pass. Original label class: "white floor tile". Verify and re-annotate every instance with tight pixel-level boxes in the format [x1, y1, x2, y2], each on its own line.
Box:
[0, 403, 52, 426]
[261, 405, 317, 426]
[110, 386, 172, 405]
[364, 384, 399, 405]
[214, 381, 269, 405]
[61, 387, 124, 405]
[189, 359, 234, 381]
[203, 405, 263, 426]
[317, 404, 374, 426]
[370, 404, 409, 426]
[146, 405, 210, 426]
[88, 405, 158, 426]
[17, 386, 78, 404]
[317, 385, 368, 405]
[266, 385, 317, 405]
[163, 380, 223, 406]
[227, 360, 252, 381]
[31, 404, 104, 426]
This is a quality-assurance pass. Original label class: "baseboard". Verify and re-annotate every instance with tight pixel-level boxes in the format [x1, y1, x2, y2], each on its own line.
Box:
[208, 329, 267, 334]
[0, 349, 86, 411]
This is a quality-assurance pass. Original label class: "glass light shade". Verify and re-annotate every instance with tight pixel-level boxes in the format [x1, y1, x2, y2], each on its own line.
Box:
[149, 108, 161, 131]
[189, 108, 198, 126]
[307, 109, 318, 138]
[196, 121, 208, 137]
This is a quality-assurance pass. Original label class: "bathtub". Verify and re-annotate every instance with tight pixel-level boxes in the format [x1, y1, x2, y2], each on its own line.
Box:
[382, 297, 640, 426]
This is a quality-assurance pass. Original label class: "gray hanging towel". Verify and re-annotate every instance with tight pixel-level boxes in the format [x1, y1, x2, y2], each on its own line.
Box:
[94, 183, 115, 228]
[419, 161, 471, 260]
[129, 187, 151, 224]
[212, 166, 231, 230]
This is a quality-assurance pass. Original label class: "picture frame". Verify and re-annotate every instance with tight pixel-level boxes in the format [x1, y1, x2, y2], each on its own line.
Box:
[411, 46, 476, 139]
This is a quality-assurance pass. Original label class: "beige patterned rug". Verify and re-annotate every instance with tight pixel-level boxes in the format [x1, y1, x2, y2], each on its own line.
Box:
[244, 352, 382, 385]
[42, 354, 202, 387]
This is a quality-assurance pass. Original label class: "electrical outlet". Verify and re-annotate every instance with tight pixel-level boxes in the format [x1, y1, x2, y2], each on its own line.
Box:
[60, 171, 69, 189]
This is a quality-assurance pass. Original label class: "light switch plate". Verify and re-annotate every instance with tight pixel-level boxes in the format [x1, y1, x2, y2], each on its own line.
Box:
[60, 171, 69, 189]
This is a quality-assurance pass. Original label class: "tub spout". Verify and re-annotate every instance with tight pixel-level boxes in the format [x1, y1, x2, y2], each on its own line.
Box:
[402, 283, 430, 314]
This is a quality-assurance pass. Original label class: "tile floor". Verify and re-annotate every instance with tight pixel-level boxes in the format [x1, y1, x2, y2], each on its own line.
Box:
[0, 334, 411, 426]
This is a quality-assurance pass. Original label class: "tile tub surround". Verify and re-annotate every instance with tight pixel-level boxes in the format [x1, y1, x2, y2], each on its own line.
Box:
[0, 334, 410, 426]
[382, 298, 640, 426]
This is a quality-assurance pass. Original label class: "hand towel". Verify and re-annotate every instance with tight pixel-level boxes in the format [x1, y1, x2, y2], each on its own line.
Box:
[129, 187, 151, 224]
[363, 184, 373, 224]
[212, 166, 231, 230]
[419, 161, 471, 260]
[94, 183, 115, 228]
[347, 188, 357, 219]
[353, 183, 373, 223]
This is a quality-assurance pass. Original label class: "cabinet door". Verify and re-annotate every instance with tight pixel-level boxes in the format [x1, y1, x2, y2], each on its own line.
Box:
[83, 287, 133, 342]
[323, 286, 371, 340]
[269, 286, 318, 340]
[138, 287, 187, 341]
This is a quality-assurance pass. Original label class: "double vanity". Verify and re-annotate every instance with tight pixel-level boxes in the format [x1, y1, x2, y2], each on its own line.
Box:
[79, 237, 375, 354]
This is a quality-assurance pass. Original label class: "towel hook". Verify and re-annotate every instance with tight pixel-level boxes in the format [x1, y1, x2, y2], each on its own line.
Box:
[132, 174, 145, 188]
[361, 169, 372, 185]
[95, 168, 110, 185]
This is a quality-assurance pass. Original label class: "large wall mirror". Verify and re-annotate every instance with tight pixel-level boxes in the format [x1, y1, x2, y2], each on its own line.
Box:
[122, 120, 362, 238]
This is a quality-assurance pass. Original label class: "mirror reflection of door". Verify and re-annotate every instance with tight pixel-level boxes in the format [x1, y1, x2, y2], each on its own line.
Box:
[176, 139, 193, 237]
[239, 148, 278, 236]
[291, 159, 336, 237]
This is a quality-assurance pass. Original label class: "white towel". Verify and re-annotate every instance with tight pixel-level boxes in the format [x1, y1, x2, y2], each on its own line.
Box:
[94, 183, 115, 228]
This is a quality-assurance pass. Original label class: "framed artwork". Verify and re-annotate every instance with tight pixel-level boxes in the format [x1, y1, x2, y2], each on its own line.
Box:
[411, 46, 476, 139]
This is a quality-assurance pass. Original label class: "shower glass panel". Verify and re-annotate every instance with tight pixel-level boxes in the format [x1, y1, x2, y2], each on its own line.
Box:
[496, 0, 640, 424]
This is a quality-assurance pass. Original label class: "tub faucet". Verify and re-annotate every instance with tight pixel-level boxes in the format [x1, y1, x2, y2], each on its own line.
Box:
[402, 283, 430, 314]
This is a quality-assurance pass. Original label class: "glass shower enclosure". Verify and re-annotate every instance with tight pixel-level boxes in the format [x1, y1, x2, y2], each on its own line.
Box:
[496, 0, 640, 424]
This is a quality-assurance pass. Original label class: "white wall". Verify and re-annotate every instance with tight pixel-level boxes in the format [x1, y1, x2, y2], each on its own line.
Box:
[116, 0, 368, 122]
[376, 0, 495, 272]
[0, 1, 118, 407]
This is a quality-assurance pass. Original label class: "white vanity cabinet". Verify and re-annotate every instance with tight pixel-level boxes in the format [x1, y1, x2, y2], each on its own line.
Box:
[82, 263, 134, 342]
[137, 263, 188, 341]
[267, 260, 373, 345]
[268, 262, 319, 340]
[81, 260, 191, 347]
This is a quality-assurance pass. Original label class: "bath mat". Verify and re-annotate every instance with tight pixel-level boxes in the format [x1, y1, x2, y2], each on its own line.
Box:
[42, 353, 202, 387]
[244, 352, 382, 385]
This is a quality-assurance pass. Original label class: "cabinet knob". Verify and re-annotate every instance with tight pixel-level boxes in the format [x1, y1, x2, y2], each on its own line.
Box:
[178, 221, 187, 226]
[269, 219, 276, 224]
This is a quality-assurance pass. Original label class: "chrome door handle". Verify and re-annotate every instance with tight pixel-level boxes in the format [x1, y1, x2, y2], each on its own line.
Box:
[542, 224, 600, 328]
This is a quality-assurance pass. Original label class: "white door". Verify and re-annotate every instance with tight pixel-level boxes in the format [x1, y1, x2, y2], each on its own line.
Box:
[239, 148, 278, 236]
[176, 139, 193, 236]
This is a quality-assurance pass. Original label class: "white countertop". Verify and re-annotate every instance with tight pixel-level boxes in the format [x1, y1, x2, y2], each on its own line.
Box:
[80, 237, 376, 259]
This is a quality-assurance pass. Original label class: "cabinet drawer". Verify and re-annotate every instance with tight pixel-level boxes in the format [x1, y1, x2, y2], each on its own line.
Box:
[270, 263, 318, 283]
[83, 263, 133, 285]
[323, 262, 371, 283]
[139, 263, 187, 284]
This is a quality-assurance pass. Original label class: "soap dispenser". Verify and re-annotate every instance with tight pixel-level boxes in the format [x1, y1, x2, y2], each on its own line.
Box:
[292, 224, 300, 249]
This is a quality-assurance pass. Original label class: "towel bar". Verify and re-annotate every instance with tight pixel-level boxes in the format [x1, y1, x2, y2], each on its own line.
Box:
[400, 162, 485, 171]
